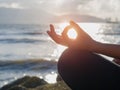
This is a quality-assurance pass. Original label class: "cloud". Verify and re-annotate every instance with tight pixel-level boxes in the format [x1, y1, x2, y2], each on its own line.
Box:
[84, 0, 120, 18]
[99, 0, 120, 12]
[0, 2, 24, 9]
[61, 0, 120, 18]
[36, 0, 94, 15]
[0, 0, 120, 23]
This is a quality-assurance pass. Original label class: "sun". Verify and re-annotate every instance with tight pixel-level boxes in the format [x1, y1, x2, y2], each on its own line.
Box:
[67, 28, 77, 39]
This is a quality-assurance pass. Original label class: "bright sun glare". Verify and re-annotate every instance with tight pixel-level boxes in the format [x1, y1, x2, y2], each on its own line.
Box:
[67, 28, 77, 39]
[59, 22, 100, 38]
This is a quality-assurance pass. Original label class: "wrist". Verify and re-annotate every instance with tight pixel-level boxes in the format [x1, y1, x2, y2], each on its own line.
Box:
[89, 41, 102, 52]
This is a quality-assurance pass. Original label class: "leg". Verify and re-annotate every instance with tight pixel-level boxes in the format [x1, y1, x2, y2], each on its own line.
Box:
[58, 49, 120, 90]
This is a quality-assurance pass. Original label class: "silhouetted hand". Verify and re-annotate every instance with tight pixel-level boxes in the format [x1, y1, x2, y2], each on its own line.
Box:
[47, 21, 96, 51]
[62, 21, 96, 50]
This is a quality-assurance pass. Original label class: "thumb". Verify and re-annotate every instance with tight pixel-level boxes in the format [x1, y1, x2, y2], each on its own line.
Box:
[70, 21, 88, 37]
[62, 25, 74, 46]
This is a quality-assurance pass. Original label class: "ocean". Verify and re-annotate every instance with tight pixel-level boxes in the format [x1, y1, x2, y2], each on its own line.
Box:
[0, 22, 120, 87]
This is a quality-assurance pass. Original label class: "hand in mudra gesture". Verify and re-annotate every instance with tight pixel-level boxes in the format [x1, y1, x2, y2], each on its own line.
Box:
[47, 21, 96, 51]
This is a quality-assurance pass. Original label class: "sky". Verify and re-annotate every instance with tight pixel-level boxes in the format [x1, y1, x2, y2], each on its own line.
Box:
[0, 0, 120, 24]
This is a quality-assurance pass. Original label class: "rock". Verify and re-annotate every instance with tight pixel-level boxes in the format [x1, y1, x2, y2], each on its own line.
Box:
[21, 76, 47, 88]
[35, 81, 71, 90]
[8, 85, 27, 90]
[1, 76, 31, 90]
[0, 76, 71, 90]
[56, 74, 63, 82]
[0, 76, 47, 90]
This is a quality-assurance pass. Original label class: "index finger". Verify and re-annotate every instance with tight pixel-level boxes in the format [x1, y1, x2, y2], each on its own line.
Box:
[70, 21, 88, 36]
[62, 25, 72, 40]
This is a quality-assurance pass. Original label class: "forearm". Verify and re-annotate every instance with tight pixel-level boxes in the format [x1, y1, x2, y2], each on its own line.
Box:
[91, 41, 120, 59]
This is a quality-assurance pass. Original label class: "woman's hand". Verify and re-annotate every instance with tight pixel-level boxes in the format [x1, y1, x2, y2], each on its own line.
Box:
[61, 21, 96, 50]
[47, 21, 96, 51]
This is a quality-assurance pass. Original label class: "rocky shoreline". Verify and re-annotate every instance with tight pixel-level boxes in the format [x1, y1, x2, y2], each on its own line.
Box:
[0, 76, 71, 90]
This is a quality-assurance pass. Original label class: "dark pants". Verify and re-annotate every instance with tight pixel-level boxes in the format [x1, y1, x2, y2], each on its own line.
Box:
[58, 49, 120, 90]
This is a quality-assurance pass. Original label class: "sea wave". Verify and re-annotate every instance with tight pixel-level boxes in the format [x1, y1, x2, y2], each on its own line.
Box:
[0, 59, 57, 72]
[0, 32, 45, 36]
[0, 38, 47, 44]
